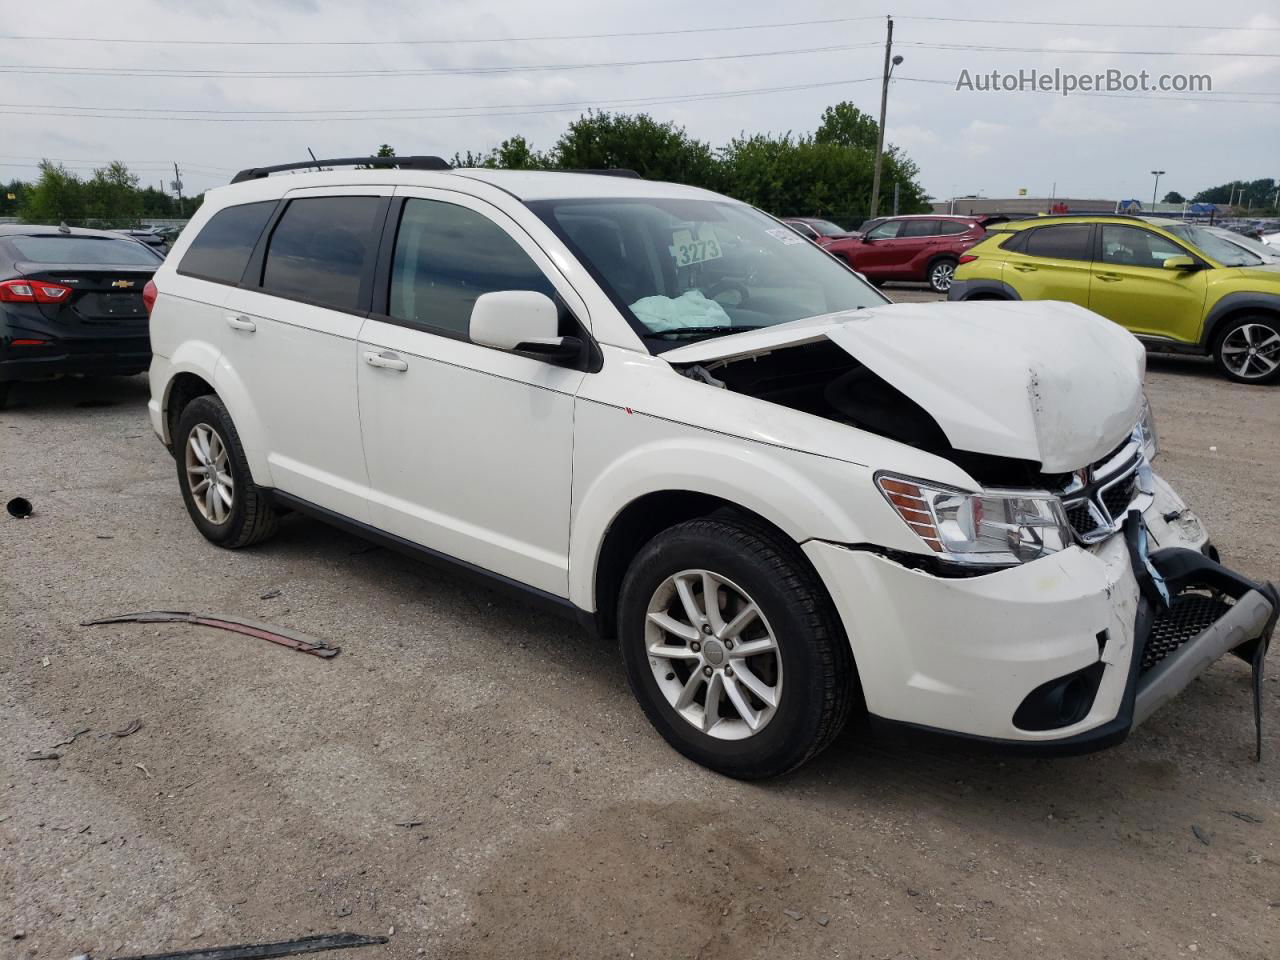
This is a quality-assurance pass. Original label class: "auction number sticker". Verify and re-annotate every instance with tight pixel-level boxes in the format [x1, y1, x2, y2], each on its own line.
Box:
[766, 227, 805, 245]
[669, 226, 723, 266]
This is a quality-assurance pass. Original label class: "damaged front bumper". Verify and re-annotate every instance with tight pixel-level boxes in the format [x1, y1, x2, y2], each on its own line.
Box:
[803, 478, 1278, 755]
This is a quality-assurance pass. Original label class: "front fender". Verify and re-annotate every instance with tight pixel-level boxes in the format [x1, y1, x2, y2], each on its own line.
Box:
[567, 401, 928, 612]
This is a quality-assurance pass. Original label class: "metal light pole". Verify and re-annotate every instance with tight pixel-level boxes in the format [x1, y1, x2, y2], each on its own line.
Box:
[869, 17, 902, 221]
[1150, 170, 1165, 212]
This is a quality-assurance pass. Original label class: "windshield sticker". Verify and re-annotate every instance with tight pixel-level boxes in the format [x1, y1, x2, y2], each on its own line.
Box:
[669, 226, 723, 267]
[766, 227, 805, 246]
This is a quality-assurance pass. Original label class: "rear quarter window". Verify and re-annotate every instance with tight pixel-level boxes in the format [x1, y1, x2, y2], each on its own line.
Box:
[178, 200, 277, 285]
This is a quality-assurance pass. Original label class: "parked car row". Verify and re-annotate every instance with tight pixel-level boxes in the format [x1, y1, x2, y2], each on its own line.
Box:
[783, 214, 1003, 292]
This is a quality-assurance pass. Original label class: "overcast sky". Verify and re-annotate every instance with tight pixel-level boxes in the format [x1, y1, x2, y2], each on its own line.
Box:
[3, 0, 1277, 207]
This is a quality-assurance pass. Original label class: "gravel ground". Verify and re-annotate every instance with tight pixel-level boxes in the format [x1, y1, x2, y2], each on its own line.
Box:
[2, 321, 1279, 959]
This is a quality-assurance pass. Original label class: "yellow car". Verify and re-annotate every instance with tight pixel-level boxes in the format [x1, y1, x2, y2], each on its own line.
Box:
[949, 215, 1280, 384]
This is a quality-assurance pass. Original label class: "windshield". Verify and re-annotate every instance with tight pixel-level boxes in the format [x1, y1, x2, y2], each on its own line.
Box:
[530, 198, 887, 348]
[1207, 229, 1277, 261]
[808, 219, 849, 237]
[8, 235, 162, 265]
[1165, 224, 1263, 267]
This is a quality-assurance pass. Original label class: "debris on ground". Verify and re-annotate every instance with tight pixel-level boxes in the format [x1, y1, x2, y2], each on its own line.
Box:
[6, 496, 33, 518]
[394, 820, 425, 828]
[25, 751, 60, 761]
[110, 718, 143, 738]
[135, 763, 153, 779]
[1225, 810, 1263, 824]
[782, 910, 803, 921]
[1192, 825, 1211, 845]
[106, 931, 390, 960]
[82, 611, 340, 659]
[260, 589, 282, 600]
[816, 915, 830, 926]
[52, 727, 91, 747]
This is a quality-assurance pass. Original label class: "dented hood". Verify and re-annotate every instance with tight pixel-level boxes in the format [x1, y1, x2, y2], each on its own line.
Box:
[662, 300, 1146, 472]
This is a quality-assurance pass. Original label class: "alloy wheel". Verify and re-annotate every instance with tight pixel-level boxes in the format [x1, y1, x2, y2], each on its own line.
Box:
[644, 569, 782, 740]
[1220, 323, 1280, 380]
[930, 261, 955, 292]
[185, 422, 235, 524]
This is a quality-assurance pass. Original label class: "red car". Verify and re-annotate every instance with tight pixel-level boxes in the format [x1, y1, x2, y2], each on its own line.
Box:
[833, 215, 1001, 293]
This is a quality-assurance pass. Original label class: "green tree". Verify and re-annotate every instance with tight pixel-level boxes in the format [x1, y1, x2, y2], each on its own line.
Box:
[0, 178, 30, 217]
[18, 160, 85, 223]
[375, 144, 396, 157]
[552, 111, 718, 185]
[1193, 178, 1276, 206]
[84, 161, 142, 225]
[814, 102, 880, 151]
[1162, 190, 1185, 204]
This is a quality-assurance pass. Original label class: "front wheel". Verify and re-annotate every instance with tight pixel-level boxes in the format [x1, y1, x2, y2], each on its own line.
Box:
[928, 258, 957, 293]
[1213, 315, 1280, 384]
[617, 517, 855, 779]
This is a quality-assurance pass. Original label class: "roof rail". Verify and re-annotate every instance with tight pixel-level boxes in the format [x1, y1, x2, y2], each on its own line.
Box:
[560, 168, 643, 179]
[998, 212, 1158, 225]
[230, 155, 451, 184]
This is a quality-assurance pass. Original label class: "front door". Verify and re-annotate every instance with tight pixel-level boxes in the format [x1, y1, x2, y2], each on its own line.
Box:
[1088, 224, 1209, 342]
[356, 189, 589, 596]
[219, 189, 390, 523]
[851, 219, 914, 280]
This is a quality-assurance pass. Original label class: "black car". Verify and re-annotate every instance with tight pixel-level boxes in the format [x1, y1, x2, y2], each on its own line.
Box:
[0, 224, 162, 408]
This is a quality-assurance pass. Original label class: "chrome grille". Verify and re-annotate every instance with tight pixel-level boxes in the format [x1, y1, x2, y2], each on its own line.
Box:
[1060, 438, 1152, 544]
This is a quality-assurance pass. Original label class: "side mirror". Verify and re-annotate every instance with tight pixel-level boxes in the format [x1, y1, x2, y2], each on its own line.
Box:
[1162, 255, 1197, 271]
[469, 290, 581, 361]
[861, 235, 875, 243]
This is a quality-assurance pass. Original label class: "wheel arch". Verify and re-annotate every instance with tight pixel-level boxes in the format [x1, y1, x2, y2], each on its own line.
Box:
[1201, 293, 1280, 349]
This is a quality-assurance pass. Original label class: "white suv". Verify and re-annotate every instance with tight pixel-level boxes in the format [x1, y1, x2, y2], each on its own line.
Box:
[146, 157, 1277, 778]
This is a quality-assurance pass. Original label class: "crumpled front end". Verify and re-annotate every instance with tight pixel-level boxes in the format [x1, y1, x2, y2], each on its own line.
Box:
[805, 472, 1277, 753]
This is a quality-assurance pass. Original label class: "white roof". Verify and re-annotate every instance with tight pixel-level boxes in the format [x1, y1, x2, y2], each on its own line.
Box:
[207, 166, 729, 206]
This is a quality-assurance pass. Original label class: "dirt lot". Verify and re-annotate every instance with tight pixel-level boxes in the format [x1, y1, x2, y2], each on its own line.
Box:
[3, 315, 1279, 959]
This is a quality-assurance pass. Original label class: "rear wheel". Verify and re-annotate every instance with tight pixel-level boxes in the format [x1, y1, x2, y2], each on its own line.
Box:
[617, 517, 854, 779]
[174, 395, 279, 548]
[1213, 315, 1280, 384]
[928, 258, 957, 293]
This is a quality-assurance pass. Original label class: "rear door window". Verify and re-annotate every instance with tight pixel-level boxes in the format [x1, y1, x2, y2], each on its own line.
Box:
[901, 219, 940, 238]
[11, 235, 161, 266]
[178, 201, 276, 284]
[387, 198, 555, 337]
[260, 196, 384, 312]
[1023, 224, 1093, 261]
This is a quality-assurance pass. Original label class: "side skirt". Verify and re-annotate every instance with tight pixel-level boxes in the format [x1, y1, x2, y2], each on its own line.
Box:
[267, 489, 594, 632]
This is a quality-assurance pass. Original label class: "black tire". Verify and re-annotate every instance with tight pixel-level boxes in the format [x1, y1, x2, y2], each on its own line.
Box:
[927, 257, 958, 293]
[617, 517, 855, 779]
[1212, 314, 1280, 385]
[174, 394, 279, 548]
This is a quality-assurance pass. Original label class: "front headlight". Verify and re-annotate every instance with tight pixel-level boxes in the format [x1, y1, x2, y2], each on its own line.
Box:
[1137, 397, 1158, 461]
[877, 474, 1074, 567]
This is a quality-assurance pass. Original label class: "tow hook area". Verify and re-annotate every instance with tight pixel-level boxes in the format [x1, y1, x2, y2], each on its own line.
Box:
[1125, 513, 1280, 761]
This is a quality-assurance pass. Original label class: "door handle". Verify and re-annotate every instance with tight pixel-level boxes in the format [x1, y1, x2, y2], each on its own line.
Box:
[1095, 272, 1124, 282]
[225, 314, 256, 332]
[364, 350, 408, 372]
[1011, 264, 1038, 272]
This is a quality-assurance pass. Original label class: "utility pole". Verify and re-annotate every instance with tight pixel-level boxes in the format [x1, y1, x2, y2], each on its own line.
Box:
[869, 16, 901, 221]
[172, 162, 185, 218]
[1150, 170, 1164, 212]
[892, 181, 900, 216]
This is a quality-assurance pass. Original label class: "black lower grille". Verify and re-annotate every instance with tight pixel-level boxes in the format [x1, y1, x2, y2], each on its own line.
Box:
[1142, 593, 1233, 673]
[1100, 476, 1138, 520]
[1065, 502, 1099, 537]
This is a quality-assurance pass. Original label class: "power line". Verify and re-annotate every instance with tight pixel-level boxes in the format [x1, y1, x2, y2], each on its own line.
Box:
[898, 42, 1280, 57]
[0, 17, 884, 46]
[0, 43, 880, 80]
[899, 15, 1280, 32]
[0, 78, 884, 124]
[0, 78, 882, 119]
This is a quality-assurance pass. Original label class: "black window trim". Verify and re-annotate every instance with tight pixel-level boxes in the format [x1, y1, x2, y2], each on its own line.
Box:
[365, 195, 602, 372]
[242, 193, 392, 318]
[175, 199, 281, 287]
[1021, 222, 1096, 263]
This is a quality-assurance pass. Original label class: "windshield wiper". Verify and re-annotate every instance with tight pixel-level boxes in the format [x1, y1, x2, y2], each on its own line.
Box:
[647, 325, 764, 340]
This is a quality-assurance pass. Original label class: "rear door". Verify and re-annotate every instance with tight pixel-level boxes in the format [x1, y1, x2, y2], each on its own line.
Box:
[220, 188, 390, 522]
[1000, 223, 1094, 306]
[1088, 224, 1208, 341]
